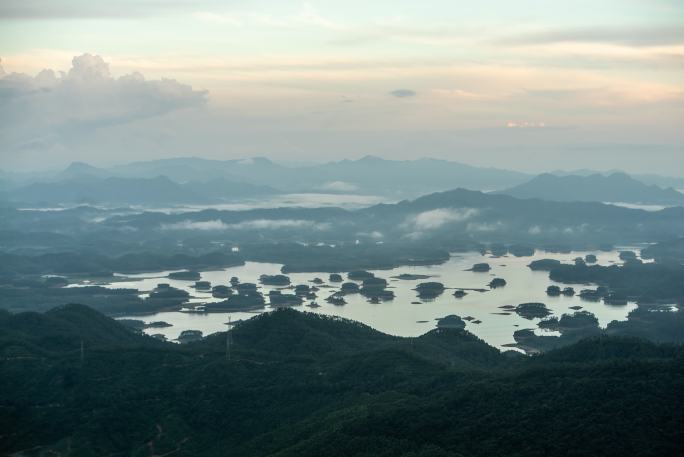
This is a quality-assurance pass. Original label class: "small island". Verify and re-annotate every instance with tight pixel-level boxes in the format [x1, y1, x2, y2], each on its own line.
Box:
[392, 273, 433, 280]
[340, 282, 360, 294]
[469, 263, 491, 272]
[436, 315, 466, 330]
[168, 270, 201, 281]
[546, 285, 561, 296]
[488, 278, 507, 288]
[211, 285, 232, 298]
[326, 293, 347, 306]
[193, 280, 211, 290]
[348, 270, 375, 280]
[514, 302, 552, 320]
[415, 282, 445, 299]
[528, 259, 562, 271]
[259, 274, 291, 286]
[269, 290, 303, 307]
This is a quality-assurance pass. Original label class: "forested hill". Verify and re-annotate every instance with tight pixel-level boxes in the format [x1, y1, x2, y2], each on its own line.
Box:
[499, 172, 684, 205]
[1, 305, 682, 457]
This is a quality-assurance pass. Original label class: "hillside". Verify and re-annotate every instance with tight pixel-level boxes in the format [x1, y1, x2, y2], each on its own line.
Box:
[7, 174, 281, 206]
[12, 175, 205, 206]
[1, 305, 682, 457]
[500, 172, 684, 205]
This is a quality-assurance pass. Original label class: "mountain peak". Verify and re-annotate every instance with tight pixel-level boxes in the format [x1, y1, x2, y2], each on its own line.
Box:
[357, 154, 385, 163]
[63, 161, 99, 172]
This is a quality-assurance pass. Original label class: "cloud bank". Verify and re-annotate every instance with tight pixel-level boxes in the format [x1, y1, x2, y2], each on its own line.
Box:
[405, 208, 478, 231]
[320, 181, 359, 192]
[390, 89, 417, 98]
[0, 54, 206, 152]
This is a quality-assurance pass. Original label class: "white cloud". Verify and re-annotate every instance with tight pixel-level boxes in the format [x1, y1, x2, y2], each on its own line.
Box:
[528, 225, 542, 235]
[161, 219, 331, 231]
[357, 230, 384, 239]
[0, 53, 207, 151]
[406, 208, 478, 231]
[506, 121, 547, 128]
[320, 181, 359, 192]
[161, 220, 229, 231]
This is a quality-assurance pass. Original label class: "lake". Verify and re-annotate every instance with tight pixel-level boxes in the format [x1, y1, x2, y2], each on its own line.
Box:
[92, 249, 644, 350]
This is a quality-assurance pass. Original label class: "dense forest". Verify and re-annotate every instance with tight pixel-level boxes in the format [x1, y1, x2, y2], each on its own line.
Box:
[1, 305, 682, 456]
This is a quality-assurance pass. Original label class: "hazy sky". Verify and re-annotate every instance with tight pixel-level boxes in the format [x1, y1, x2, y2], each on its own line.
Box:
[1, 0, 682, 174]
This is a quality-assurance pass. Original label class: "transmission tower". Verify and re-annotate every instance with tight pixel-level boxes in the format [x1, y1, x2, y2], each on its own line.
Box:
[226, 317, 232, 361]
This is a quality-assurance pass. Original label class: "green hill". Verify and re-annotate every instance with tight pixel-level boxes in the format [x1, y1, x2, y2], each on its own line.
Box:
[0, 306, 682, 456]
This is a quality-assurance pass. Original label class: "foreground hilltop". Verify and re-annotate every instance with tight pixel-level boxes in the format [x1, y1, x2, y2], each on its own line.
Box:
[1, 305, 682, 456]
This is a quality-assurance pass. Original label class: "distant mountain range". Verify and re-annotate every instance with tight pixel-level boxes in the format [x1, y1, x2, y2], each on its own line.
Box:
[2, 157, 684, 207]
[499, 173, 684, 206]
[106, 155, 533, 197]
[1, 156, 532, 202]
[9, 175, 280, 206]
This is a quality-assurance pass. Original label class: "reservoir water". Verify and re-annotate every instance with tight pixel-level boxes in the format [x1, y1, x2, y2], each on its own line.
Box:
[88, 249, 644, 350]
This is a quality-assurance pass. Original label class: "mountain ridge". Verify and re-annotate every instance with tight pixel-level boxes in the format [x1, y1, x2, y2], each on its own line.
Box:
[501, 172, 684, 205]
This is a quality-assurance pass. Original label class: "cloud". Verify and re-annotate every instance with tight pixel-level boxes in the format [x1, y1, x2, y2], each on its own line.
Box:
[0, 0, 221, 19]
[389, 89, 417, 98]
[466, 221, 503, 233]
[161, 219, 331, 231]
[0, 54, 206, 151]
[356, 230, 384, 239]
[320, 181, 359, 192]
[406, 208, 478, 231]
[506, 121, 546, 128]
[501, 25, 684, 48]
[161, 220, 229, 231]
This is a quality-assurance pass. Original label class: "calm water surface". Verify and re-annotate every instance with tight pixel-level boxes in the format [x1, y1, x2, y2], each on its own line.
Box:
[94, 249, 644, 350]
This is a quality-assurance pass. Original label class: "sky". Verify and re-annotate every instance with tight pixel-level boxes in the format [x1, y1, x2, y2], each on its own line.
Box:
[0, 0, 683, 174]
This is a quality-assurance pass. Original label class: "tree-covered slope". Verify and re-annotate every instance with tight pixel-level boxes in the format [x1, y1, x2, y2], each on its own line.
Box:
[0, 306, 682, 457]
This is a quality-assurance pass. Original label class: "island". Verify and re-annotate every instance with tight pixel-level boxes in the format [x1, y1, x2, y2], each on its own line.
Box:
[259, 274, 291, 286]
[211, 285, 232, 298]
[340, 282, 360, 294]
[436, 315, 466, 330]
[514, 302, 552, 319]
[269, 291, 303, 307]
[415, 282, 445, 299]
[488, 278, 507, 288]
[546, 285, 561, 296]
[168, 270, 201, 281]
[194, 280, 211, 290]
[348, 270, 375, 280]
[392, 273, 433, 280]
